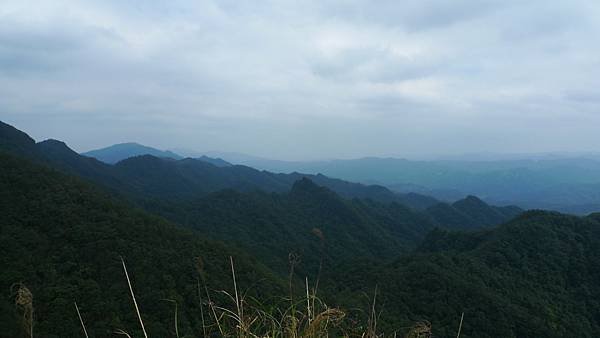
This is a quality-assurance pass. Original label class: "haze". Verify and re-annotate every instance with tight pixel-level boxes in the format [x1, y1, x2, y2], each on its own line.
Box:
[1, 0, 600, 160]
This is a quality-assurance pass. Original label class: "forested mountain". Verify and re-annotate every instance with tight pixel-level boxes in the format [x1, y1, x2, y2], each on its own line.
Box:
[0, 152, 284, 337]
[329, 211, 600, 337]
[0, 121, 435, 210]
[427, 195, 522, 230]
[152, 178, 437, 273]
[216, 155, 600, 215]
[0, 120, 546, 337]
[0, 121, 522, 271]
[82, 142, 183, 163]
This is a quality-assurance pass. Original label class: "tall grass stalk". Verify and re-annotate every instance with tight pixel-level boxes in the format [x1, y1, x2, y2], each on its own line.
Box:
[229, 256, 245, 336]
[456, 312, 464, 338]
[74, 301, 89, 338]
[57, 256, 443, 337]
[197, 278, 207, 337]
[162, 299, 180, 338]
[120, 257, 148, 338]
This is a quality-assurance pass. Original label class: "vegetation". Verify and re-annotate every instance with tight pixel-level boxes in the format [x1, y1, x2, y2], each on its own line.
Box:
[0, 153, 283, 336]
[0, 152, 437, 337]
[328, 211, 600, 337]
[5, 120, 600, 337]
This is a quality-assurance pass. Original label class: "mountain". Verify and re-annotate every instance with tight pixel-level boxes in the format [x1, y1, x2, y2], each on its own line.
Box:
[426, 195, 523, 230]
[0, 121, 439, 209]
[330, 210, 600, 337]
[165, 178, 439, 273]
[197, 155, 232, 167]
[7, 121, 574, 337]
[0, 121, 521, 272]
[0, 121, 522, 266]
[82, 142, 183, 163]
[215, 155, 600, 215]
[0, 120, 39, 158]
[0, 151, 283, 337]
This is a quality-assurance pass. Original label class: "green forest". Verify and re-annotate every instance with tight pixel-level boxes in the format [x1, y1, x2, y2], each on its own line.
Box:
[3, 120, 600, 337]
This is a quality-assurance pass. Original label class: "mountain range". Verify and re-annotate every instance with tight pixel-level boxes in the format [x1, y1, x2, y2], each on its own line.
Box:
[5, 119, 600, 336]
[199, 153, 600, 215]
[85, 142, 600, 215]
[0, 120, 521, 271]
[82, 142, 183, 163]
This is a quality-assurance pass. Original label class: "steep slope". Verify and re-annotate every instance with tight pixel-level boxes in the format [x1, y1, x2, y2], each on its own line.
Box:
[82, 142, 182, 163]
[143, 177, 521, 276]
[331, 211, 600, 337]
[37, 139, 124, 188]
[158, 178, 436, 273]
[0, 121, 38, 157]
[0, 152, 283, 337]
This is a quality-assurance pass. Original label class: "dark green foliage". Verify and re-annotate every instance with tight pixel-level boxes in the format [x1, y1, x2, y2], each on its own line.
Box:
[329, 211, 600, 337]
[149, 178, 433, 275]
[0, 153, 283, 337]
[5, 120, 561, 337]
[0, 121, 520, 273]
[427, 195, 522, 230]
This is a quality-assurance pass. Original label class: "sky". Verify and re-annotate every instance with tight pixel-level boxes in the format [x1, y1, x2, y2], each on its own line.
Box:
[1, 0, 600, 160]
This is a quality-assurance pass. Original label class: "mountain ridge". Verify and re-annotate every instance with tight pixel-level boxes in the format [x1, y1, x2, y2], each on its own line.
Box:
[83, 142, 183, 163]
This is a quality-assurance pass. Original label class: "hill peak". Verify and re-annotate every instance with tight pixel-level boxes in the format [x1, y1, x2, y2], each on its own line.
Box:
[0, 120, 37, 157]
[452, 195, 488, 208]
[37, 139, 81, 158]
[38, 138, 70, 148]
[291, 177, 320, 192]
[83, 142, 182, 164]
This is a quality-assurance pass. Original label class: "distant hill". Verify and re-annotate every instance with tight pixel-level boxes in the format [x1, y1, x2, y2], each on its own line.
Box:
[83, 142, 183, 163]
[215, 155, 600, 215]
[427, 195, 523, 230]
[0, 121, 438, 210]
[197, 155, 232, 167]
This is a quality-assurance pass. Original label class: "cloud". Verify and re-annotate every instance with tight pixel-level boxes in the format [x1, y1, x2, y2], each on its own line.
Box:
[1, 0, 600, 159]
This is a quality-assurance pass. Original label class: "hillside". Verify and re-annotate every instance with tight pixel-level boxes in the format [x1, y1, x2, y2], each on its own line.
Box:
[0, 152, 283, 337]
[0, 121, 523, 274]
[426, 195, 522, 229]
[164, 178, 437, 273]
[330, 211, 600, 337]
[6, 121, 597, 338]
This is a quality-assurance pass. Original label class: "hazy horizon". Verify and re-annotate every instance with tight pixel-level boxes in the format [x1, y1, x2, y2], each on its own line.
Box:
[2, 0, 600, 160]
[6, 119, 600, 162]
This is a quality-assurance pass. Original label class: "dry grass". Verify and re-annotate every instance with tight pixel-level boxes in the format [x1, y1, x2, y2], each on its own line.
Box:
[12, 254, 465, 337]
[12, 283, 34, 338]
[74, 301, 89, 338]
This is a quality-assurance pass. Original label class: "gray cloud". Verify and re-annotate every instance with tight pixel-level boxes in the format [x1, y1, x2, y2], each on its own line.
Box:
[1, 0, 600, 160]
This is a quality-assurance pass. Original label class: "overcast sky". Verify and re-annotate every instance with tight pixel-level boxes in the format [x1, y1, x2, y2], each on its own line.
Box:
[1, 0, 600, 160]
